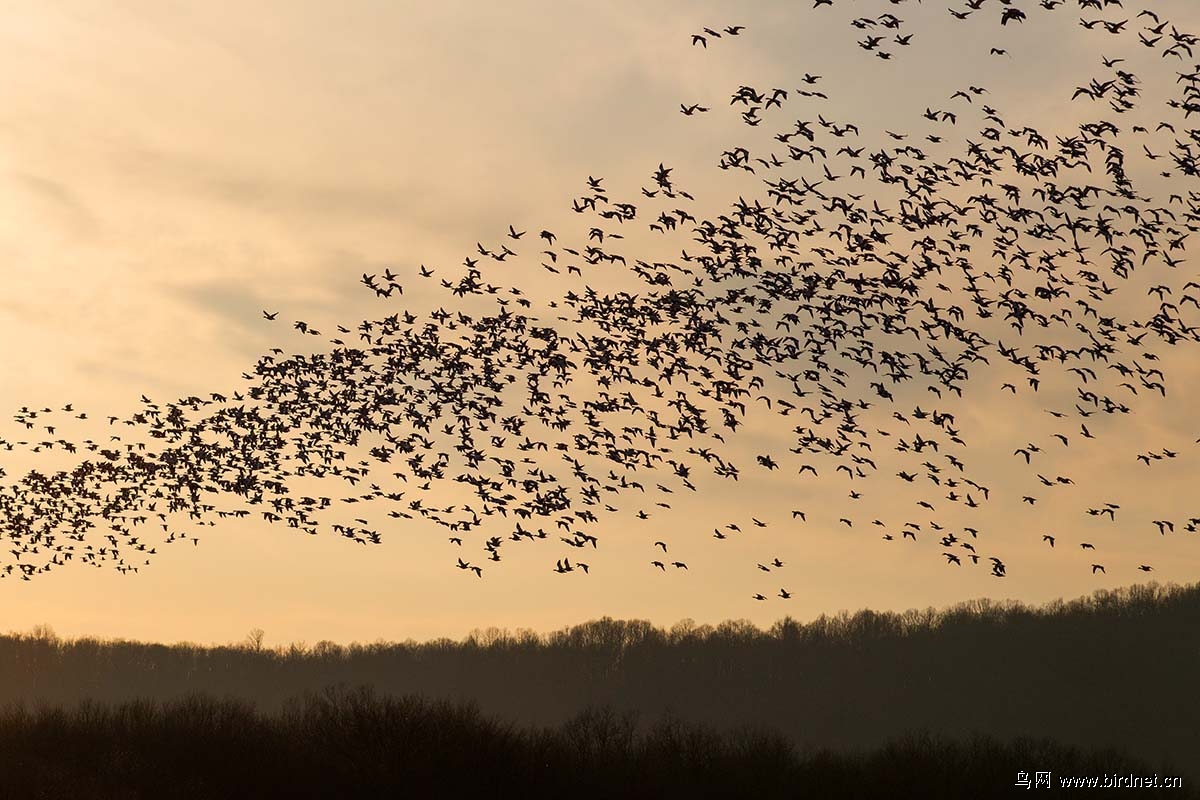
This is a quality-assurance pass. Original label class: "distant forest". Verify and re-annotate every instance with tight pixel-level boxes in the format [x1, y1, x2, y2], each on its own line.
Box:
[6, 582, 1197, 782]
[0, 691, 1185, 799]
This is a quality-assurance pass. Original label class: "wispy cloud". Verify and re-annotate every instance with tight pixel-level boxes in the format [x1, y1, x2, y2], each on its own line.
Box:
[7, 171, 100, 241]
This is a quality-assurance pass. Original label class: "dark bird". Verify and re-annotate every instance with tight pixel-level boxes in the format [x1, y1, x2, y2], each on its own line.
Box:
[3, 0, 1198, 604]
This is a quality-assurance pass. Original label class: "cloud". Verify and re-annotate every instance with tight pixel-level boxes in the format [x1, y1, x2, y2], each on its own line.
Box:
[8, 171, 100, 241]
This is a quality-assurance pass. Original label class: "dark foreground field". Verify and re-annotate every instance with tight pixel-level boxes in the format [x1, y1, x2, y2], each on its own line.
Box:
[0, 689, 1189, 800]
[3, 582, 1197, 797]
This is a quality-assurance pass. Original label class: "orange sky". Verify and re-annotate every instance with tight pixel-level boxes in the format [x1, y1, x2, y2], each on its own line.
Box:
[1, 0, 1199, 648]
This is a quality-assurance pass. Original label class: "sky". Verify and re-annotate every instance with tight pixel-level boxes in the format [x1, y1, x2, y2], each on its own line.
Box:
[2, 0, 1199, 648]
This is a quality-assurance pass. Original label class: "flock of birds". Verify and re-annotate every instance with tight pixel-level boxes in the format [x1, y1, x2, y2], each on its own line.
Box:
[0, 0, 1198, 602]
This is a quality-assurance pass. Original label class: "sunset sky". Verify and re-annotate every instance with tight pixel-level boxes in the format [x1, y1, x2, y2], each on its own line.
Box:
[2, 0, 1199, 648]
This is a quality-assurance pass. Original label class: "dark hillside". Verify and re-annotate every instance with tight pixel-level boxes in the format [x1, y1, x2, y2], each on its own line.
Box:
[4, 582, 1196, 782]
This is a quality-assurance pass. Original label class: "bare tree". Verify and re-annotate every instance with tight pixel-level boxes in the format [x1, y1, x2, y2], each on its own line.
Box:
[245, 628, 266, 653]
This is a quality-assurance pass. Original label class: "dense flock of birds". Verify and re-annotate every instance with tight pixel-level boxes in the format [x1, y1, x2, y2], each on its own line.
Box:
[1, 0, 1198, 601]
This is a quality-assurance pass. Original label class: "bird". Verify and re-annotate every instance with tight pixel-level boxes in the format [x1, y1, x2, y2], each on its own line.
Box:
[0, 0, 1193, 607]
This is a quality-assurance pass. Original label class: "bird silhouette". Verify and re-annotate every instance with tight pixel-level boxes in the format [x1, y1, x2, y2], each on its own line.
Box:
[0, 0, 1191, 601]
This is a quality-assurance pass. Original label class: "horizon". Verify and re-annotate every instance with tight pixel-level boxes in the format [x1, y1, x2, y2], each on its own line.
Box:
[5, 577, 1189, 651]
